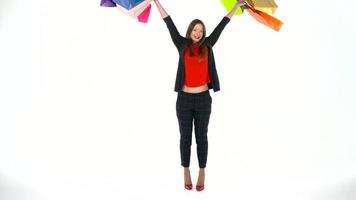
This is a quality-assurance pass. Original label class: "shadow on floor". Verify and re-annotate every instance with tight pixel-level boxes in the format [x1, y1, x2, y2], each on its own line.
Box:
[0, 173, 36, 200]
[317, 178, 356, 200]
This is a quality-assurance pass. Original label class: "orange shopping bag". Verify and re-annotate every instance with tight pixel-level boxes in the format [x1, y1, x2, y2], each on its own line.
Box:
[245, 6, 283, 31]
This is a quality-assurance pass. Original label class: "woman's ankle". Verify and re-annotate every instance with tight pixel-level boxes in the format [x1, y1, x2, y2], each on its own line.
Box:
[184, 168, 192, 183]
[197, 169, 205, 185]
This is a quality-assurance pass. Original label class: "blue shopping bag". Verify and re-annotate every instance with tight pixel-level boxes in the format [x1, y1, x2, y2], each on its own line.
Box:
[112, 0, 145, 10]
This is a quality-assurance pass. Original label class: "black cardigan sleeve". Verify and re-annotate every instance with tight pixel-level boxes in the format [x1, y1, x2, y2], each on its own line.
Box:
[205, 16, 231, 47]
[163, 16, 186, 50]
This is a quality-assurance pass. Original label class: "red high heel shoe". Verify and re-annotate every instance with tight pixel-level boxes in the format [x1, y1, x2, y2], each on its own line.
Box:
[184, 183, 193, 190]
[196, 185, 204, 192]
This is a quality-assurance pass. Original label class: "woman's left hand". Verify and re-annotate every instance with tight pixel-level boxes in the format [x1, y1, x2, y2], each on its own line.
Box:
[236, 0, 247, 8]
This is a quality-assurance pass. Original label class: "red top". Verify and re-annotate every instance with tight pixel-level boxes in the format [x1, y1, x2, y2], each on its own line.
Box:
[184, 43, 210, 87]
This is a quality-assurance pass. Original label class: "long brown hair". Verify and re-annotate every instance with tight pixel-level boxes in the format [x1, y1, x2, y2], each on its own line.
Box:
[185, 19, 207, 61]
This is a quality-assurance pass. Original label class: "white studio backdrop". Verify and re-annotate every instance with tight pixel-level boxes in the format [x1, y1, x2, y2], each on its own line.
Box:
[0, 0, 356, 199]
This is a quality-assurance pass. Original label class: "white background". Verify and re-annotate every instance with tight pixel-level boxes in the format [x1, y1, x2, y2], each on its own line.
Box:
[1, 0, 356, 199]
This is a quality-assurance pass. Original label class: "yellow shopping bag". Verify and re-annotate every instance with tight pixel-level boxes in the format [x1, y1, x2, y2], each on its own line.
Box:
[246, 0, 278, 15]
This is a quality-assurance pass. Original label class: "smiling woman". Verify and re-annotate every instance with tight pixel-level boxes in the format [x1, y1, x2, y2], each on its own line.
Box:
[185, 20, 207, 61]
[153, 0, 247, 192]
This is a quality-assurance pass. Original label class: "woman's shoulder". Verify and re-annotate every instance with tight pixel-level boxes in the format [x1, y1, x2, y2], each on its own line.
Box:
[204, 40, 212, 48]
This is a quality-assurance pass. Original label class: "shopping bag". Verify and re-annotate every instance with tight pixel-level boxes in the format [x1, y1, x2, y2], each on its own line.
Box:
[116, 0, 152, 18]
[220, 0, 244, 15]
[137, 4, 151, 23]
[100, 0, 116, 7]
[112, 0, 145, 10]
[245, 6, 283, 31]
[246, 0, 278, 15]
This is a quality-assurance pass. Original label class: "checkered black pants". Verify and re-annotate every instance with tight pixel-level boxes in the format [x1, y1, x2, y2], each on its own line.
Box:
[176, 90, 212, 168]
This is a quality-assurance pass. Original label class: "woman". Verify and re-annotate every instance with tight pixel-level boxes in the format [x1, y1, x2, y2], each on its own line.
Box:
[153, 0, 246, 191]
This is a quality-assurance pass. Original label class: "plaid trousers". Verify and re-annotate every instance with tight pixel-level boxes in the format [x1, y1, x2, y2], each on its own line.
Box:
[176, 90, 212, 168]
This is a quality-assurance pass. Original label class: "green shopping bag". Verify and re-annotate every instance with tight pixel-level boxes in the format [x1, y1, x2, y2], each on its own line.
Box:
[220, 0, 244, 15]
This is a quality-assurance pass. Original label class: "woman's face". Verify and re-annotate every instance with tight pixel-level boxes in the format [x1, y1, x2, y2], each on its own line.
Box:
[190, 23, 204, 43]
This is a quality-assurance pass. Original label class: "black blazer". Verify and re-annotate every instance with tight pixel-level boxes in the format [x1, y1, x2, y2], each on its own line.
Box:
[163, 15, 231, 92]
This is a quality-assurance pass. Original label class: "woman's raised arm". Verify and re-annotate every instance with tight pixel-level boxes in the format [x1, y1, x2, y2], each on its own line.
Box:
[226, 0, 247, 19]
[153, 0, 168, 19]
[153, 0, 185, 49]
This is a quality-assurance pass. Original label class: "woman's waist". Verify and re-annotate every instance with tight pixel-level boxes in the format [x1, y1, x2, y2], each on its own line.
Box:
[182, 84, 208, 93]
